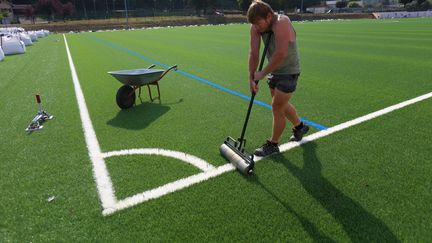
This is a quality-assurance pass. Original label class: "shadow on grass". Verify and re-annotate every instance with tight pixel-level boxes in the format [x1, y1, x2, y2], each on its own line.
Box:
[107, 101, 172, 130]
[249, 142, 400, 242]
[248, 173, 335, 242]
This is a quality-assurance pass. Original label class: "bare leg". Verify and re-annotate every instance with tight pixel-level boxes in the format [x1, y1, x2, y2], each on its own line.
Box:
[285, 102, 301, 126]
[270, 88, 301, 143]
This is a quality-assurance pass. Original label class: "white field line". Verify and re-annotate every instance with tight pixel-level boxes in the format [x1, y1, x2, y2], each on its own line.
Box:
[63, 35, 116, 210]
[65, 34, 432, 216]
[102, 148, 215, 172]
[276, 90, 432, 154]
[103, 163, 234, 215]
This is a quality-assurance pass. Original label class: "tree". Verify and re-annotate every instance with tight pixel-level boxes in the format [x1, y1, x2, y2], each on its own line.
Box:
[335, 1, 348, 8]
[347, 1, 361, 7]
[188, 0, 215, 16]
[62, 2, 75, 19]
[399, 0, 413, 7]
[419, 0, 432, 10]
[265, 0, 288, 9]
[0, 11, 9, 26]
[35, 0, 64, 20]
[237, 0, 320, 14]
[237, 0, 251, 12]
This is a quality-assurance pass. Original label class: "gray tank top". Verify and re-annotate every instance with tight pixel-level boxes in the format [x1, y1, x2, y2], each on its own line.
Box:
[261, 19, 301, 75]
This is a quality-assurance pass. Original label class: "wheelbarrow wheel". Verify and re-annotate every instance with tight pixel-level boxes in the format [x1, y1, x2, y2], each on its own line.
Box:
[116, 85, 136, 109]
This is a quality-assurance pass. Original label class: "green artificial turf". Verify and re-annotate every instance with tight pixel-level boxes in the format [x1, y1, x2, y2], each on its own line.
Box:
[106, 155, 201, 199]
[0, 18, 431, 241]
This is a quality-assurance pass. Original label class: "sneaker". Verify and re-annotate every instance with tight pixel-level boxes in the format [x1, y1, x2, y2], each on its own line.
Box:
[254, 140, 280, 157]
[289, 124, 310, 141]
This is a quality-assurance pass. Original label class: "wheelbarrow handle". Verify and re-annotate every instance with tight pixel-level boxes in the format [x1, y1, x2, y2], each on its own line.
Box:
[147, 64, 156, 69]
[153, 64, 178, 82]
[167, 64, 178, 71]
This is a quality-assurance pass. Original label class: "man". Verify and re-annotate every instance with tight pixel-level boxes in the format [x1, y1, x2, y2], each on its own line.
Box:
[247, 0, 309, 157]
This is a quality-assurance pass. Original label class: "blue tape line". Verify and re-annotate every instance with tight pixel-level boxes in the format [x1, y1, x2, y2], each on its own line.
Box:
[176, 70, 273, 109]
[301, 118, 328, 131]
[91, 36, 328, 130]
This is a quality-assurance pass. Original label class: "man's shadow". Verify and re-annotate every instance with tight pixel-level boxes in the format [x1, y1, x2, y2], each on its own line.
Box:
[248, 173, 335, 242]
[251, 142, 400, 242]
[106, 98, 182, 130]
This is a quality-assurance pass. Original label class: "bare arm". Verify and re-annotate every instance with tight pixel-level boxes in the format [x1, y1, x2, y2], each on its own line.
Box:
[249, 25, 261, 82]
[248, 25, 261, 93]
[262, 19, 291, 75]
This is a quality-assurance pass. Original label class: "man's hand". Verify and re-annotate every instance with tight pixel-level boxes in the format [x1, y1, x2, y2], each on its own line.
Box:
[254, 71, 266, 81]
[249, 80, 258, 94]
[250, 70, 267, 93]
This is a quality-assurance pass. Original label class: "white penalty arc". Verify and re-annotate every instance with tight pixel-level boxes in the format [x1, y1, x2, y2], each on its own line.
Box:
[102, 148, 215, 172]
[101, 148, 222, 216]
[103, 163, 234, 216]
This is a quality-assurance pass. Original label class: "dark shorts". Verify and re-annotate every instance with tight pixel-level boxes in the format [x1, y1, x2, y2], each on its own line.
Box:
[267, 73, 300, 93]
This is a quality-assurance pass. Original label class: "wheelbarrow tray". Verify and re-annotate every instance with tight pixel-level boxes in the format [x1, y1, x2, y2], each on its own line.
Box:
[108, 69, 164, 86]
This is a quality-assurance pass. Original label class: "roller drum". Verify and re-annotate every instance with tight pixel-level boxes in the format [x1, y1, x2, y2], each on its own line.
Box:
[220, 144, 254, 174]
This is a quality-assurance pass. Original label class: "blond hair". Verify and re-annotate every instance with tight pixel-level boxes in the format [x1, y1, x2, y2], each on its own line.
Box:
[247, 0, 274, 24]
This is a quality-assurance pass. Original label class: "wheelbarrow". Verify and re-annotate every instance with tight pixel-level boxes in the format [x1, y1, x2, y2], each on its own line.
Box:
[108, 64, 178, 109]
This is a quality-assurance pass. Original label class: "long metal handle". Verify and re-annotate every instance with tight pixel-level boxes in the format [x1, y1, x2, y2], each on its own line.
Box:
[153, 64, 177, 83]
[238, 32, 273, 149]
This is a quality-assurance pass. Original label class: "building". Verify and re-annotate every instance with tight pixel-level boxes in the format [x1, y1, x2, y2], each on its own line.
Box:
[0, 0, 13, 24]
[306, 5, 329, 13]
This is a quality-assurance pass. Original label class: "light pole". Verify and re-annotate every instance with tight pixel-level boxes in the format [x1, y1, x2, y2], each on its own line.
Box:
[82, 0, 88, 19]
[123, 0, 129, 28]
[301, 0, 304, 13]
[105, 0, 109, 18]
